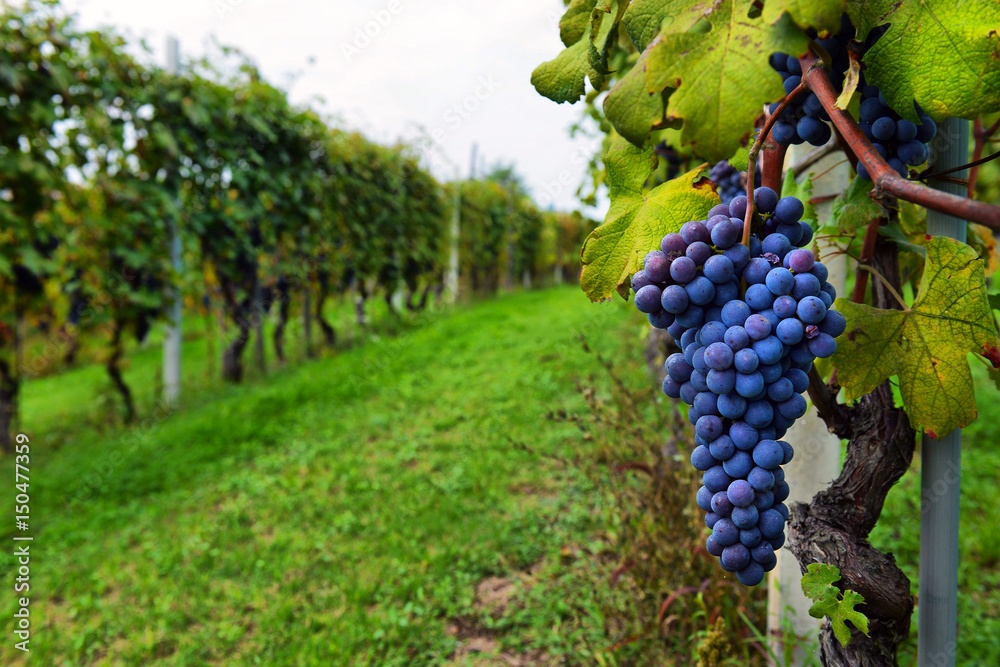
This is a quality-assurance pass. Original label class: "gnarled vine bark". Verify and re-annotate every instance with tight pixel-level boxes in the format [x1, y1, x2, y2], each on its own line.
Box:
[793, 239, 916, 666]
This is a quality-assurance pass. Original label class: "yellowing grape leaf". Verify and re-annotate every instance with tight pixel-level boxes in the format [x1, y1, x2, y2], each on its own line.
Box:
[531, 0, 624, 103]
[848, 0, 1000, 121]
[834, 237, 1000, 438]
[763, 0, 847, 34]
[622, 0, 712, 52]
[580, 135, 717, 301]
[801, 563, 871, 648]
[645, 0, 809, 161]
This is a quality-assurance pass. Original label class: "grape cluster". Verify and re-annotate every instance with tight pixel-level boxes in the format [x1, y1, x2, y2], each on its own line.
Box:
[855, 76, 937, 180]
[709, 161, 761, 206]
[630, 188, 845, 586]
[767, 18, 852, 147]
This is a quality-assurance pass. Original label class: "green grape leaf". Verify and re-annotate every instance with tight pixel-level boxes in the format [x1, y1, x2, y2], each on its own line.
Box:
[604, 40, 666, 146]
[622, 0, 710, 52]
[831, 176, 885, 231]
[645, 0, 809, 161]
[531, 0, 621, 103]
[560, 0, 598, 47]
[580, 135, 717, 301]
[781, 168, 816, 226]
[729, 146, 749, 172]
[763, 0, 847, 34]
[848, 0, 1000, 121]
[801, 564, 870, 648]
[834, 237, 1000, 438]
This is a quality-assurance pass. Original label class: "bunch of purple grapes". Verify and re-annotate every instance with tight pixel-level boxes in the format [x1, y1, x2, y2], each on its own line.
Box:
[855, 75, 937, 180]
[767, 17, 852, 147]
[630, 187, 845, 586]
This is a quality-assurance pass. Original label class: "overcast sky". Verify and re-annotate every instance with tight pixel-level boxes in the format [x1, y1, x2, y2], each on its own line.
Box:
[61, 0, 608, 217]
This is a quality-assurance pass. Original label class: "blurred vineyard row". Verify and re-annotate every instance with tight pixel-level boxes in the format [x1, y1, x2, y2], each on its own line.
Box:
[0, 1, 597, 451]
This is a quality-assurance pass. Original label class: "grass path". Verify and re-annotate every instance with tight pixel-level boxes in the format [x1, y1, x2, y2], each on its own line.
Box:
[0, 287, 632, 665]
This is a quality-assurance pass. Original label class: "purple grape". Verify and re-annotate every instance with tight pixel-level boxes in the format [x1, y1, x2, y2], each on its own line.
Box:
[661, 232, 687, 255]
[808, 332, 838, 358]
[631, 270, 653, 292]
[686, 241, 713, 266]
[705, 342, 735, 371]
[704, 254, 735, 284]
[725, 326, 750, 351]
[754, 187, 779, 214]
[661, 285, 689, 314]
[797, 296, 827, 324]
[644, 250, 672, 283]
[734, 348, 759, 373]
[634, 285, 663, 313]
[670, 256, 697, 283]
[680, 220, 711, 245]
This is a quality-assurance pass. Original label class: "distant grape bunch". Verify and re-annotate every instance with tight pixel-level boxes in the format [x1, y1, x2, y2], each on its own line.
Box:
[709, 160, 760, 206]
[855, 75, 937, 180]
[630, 188, 845, 585]
[767, 17, 852, 147]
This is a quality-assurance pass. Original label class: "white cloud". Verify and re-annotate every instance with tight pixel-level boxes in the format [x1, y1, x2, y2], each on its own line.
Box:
[62, 0, 609, 218]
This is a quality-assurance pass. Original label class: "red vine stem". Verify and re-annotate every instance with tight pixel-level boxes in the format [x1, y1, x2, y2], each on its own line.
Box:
[968, 117, 1000, 198]
[798, 52, 1000, 230]
[851, 218, 882, 303]
[742, 82, 809, 248]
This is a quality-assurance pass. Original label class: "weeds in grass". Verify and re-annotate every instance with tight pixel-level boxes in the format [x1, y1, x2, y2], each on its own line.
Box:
[529, 334, 769, 665]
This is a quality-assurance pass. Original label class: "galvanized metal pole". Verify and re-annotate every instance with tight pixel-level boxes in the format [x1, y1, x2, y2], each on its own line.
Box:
[446, 171, 460, 304]
[918, 117, 967, 667]
[163, 36, 182, 406]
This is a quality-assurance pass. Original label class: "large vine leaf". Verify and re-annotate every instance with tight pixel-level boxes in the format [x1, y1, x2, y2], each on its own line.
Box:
[645, 0, 810, 161]
[622, 0, 712, 52]
[848, 0, 1000, 121]
[763, 0, 847, 34]
[531, 0, 622, 103]
[801, 564, 871, 648]
[833, 237, 1000, 438]
[580, 135, 717, 301]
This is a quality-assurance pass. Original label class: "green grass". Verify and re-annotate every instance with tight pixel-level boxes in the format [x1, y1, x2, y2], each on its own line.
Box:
[0, 287, 636, 665]
[3, 285, 999, 665]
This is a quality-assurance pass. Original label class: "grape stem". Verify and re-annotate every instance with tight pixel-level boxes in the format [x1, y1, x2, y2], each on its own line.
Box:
[917, 147, 1000, 182]
[797, 52, 1000, 230]
[742, 81, 809, 249]
[851, 217, 883, 303]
